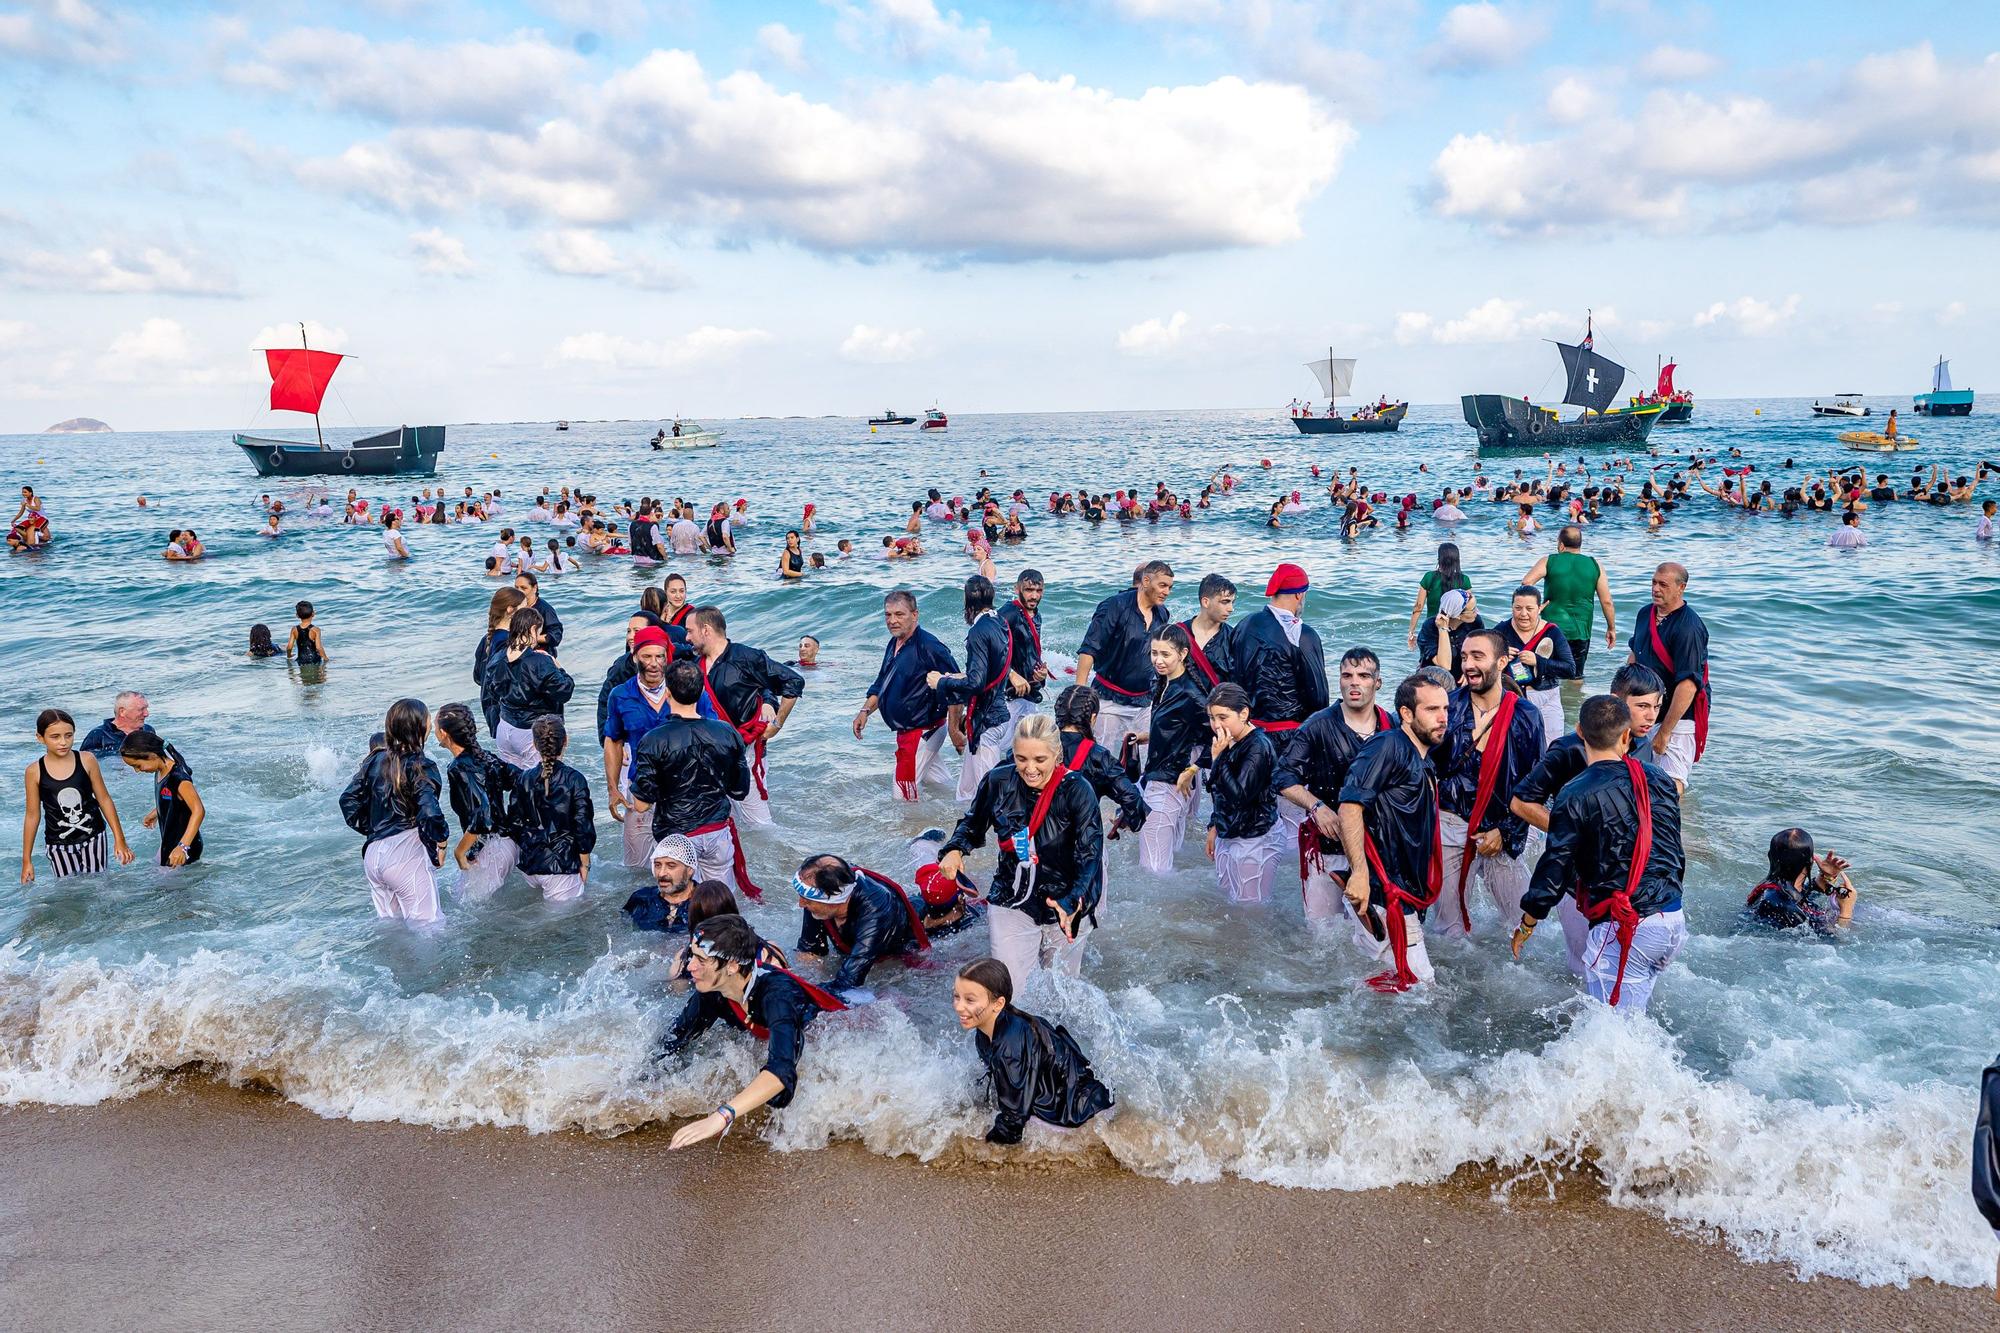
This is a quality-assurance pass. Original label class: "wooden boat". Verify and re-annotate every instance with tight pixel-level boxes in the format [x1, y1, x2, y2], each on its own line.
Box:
[1291, 350, 1407, 433]
[1913, 356, 1974, 416]
[1462, 312, 1663, 454]
[1626, 356, 1694, 422]
[1840, 430, 1918, 452]
[233, 324, 444, 478]
[1812, 394, 1870, 417]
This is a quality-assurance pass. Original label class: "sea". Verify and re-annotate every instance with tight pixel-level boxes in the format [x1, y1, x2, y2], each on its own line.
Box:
[3, 401, 1997, 1288]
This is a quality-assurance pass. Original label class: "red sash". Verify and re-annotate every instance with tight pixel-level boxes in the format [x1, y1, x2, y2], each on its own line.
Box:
[1006, 761, 1072, 865]
[726, 964, 848, 1040]
[849, 867, 932, 952]
[1093, 674, 1146, 699]
[968, 619, 1013, 729]
[1577, 757, 1653, 1006]
[1181, 620, 1223, 690]
[1520, 623, 1552, 654]
[701, 656, 770, 800]
[1251, 718, 1301, 733]
[1010, 600, 1042, 659]
[1297, 707, 1393, 883]
[1453, 690, 1521, 930]
[666, 604, 690, 627]
[892, 725, 938, 801]
[688, 817, 763, 901]
[1360, 798, 1444, 993]
[1644, 605, 1709, 761]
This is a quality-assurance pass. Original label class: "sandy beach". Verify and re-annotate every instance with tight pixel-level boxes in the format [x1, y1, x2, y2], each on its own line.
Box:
[0, 1082, 1982, 1332]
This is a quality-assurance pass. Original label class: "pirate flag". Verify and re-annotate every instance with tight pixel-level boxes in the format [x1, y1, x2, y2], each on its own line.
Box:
[1557, 341, 1624, 413]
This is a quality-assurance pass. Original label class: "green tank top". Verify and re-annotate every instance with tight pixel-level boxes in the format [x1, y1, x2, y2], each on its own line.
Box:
[1543, 551, 1599, 641]
[1420, 570, 1471, 615]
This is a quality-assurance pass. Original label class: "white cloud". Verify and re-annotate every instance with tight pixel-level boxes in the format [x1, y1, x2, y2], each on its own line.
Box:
[1, 242, 237, 295]
[1106, 0, 1226, 17]
[251, 321, 350, 353]
[288, 47, 1354, 262]
[1392, 311, 1434, 345]
[1692, 294, 1801, 338]
[227, 28, 582, 129]
[0, 0, 123, 65]
[553, 327, 773, 371]
[533, 0, 648, 34]
[755, 22, 807, 72]
[834, 0, 1005, 71]
[0, 319, 31, 351]
[97, 318, 256, 388]
[529, 229, 687, 290]
[410, 227, 475, 276]
[1116, 311, 1192, 356]
[106, 317, 194, 366]
[840, 324, 927, 363]
[1637, 44, 1720, 83]
[1393, 298, 1576, 345]
[1942, 300, 1967, 324]
[1546, 76, 1608, 125]
[1427, 3, 1547, 73]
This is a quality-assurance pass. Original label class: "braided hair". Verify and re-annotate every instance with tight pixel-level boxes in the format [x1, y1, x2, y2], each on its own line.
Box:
[434, 701, 482, 754]
[531, 715, 566, 793]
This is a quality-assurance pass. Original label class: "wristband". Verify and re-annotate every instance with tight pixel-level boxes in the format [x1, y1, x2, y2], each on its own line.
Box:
[715, 1104, 736, 1133]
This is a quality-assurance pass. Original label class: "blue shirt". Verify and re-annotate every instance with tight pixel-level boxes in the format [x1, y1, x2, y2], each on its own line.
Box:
[603, 677, 674, 785]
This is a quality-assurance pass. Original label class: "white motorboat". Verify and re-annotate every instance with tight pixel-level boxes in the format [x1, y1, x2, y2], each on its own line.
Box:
[1812, 393, 1870, 417]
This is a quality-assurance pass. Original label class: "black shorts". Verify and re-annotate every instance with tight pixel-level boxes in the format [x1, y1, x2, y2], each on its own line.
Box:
[1567, 640, 1590, 679]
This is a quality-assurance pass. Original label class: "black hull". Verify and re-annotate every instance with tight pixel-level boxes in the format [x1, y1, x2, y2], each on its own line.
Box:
[1914, 401, 1973, 416]
[235, 427, 446, 478]
[1292, 403, 1408, 434]
[1461, 395, 1662, 454]
[869, 416, 916, 426]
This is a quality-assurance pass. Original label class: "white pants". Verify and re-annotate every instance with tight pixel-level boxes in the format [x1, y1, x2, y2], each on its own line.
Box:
[1006, 698, 1040, 730]
[1216, 827, 1284, 904]
[524, 871, 585, 903]
[1346, 901, 1435, 984]
[1272, 797, 1306, 888]
[620, 783, 653, 867]
[1434, 809, 1530, 938]
[1090, 699, 1149, 768]
[366, 828, 440, 923]
[733, 785, 772, 828]
[1557, 895, 1590, 976]
[1302, 848, 1350, 926]
[988, 903, 1091, 994]
[896, 725, 951, 799]
[685, 824, 746, 896]
[1583, 908, 1687, 1011]
[1657, 720, 1697, 787]
[495, 719, 539, 771]
[1138, 780, 1194, 873]
[455, 834, 518, 900]
[1527, 687, 1563, 752]
[956, 718, 1012, 802]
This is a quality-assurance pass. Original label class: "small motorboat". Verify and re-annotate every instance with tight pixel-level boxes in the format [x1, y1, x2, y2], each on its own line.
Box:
[921, 407, 947, 430]
[556, 420, 570, 431]
[650, 420, 721, 450]
[1840, 430, 1918, 451]
[869, 409, 917, 426]
[1813, 394, 1870, 417]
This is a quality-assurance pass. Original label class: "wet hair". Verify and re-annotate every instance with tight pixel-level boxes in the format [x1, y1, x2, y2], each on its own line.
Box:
[1152, 622, 1191, 664]
[1393, 671, 1443, 719]
[665, 657, 703, 705]
[692, 605, 727, 636]
[1015, 568, 1044, 589]
[963, 574, 995, 620]
[1340, 646, 1380, 673]
[1435, 542, 1462, 584]
[435, 701, 482, 753]
[1576, 694, 1632, 750]
[687, 880, 742, 934]
[249, 624, 275, 655]
[1610, 663, 1664, 699]
[382, 698, 430, 820]
[295, 600, 314, 620]
[1136, 559, 1173, 582]
[1198, 573, 1236, 601]
[692, 913, 760, 970]
[957, 957, 1014, 1004]
[531, 715, 566, 792]
[1767, 827, 1816, 886]
[487, 587, 525, 630]
[507, 605, 544, 646]
[1054, 684, 1098, 730]
[35, 707, 75, 736]
[798, 854, 856, 895]
[1206, 681, 1251, 715]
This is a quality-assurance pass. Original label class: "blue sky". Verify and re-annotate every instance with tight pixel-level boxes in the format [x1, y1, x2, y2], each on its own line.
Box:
[1, 0, 1995, 431]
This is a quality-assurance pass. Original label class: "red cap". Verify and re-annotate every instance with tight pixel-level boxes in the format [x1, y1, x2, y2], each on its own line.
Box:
[1265, 562, 1309, 596]
[915, 863, 968, 908]
[1260, 458, 1271, 467]
[734, 498, 747, 507]
[631, 626, 670, 652]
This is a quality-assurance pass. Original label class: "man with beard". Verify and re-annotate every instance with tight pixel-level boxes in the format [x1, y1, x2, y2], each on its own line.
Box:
[628, 658, 758, 898]
[1276, 647, 1393, 927]
[1231, 562, 1330, 855]
[1337, 672, 1448, 990]
[687, 605, 804, 827]
[999, 569, 1049, 728]
[856, 589, 961, 801]
[1074, 560, 1173, 757]
[1432, 631, 1544, 939]
[622, 833, 700, 934]
[603, 627, 678, 868]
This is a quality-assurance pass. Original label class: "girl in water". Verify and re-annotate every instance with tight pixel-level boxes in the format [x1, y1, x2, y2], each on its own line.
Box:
[1201, 683, 1281, 904]
[433, 702, 519, 900]
[382, 511, 412, 560]
[248, 625, 280, 658]
[953, 957, 1114, 1145]
[1136, 626, 1209, 875]
[482, 606, 573, 770]
[8, 485, 50, 550]
[339, 699, 448, 922]
[119, 732, 204, 868]
[22, 708, 134, 880]
[473, 587, 525, 737]
[511, 716, 595, 902]
[778, 530, 805, 580]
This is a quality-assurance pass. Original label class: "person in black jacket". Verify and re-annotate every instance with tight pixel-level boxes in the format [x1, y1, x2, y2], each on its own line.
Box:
[483, 606, 574, 770]
[954, 957, 1113, 1145]
[433, 702, 519, 900]
[1232, 562, 1329, 863]
[1432, 631, 1544, 940]
[1137, 625, 1210, 874]
[687, 604, 804, 828]
[1074, 561, 1173, 755]
[1275, 647, 1392, 926]
[1742, 827, 1858, 934]
[1337, 673, 1449, 990]
[792, 854, 929, 996]
[1973, 1057, 2000, 1296]
[938, 714, 1104, 992]
[663, 915, 846, 1150]
[339, 698, 449, 923]
[1054, 686, 1147, 921]
[511, 716, 595, 902]
[931, 575, 1028, 802]
[1513, 695, 1688, 1012]
[628, 658, 757, 898]
[513, 569, 562, 651]
[1201, 682, 1281, 903]
[472, 587, 524, 737]
[999, 568, 1049, 726]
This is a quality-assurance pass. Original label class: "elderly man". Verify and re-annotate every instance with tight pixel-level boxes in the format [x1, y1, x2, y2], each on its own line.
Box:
[856, 589, 962, 800]
[622, 834, 701, 934]
[1626, 561, 1710, 792]
[82, 691, 155, 760]
[603, 627, 676, 868]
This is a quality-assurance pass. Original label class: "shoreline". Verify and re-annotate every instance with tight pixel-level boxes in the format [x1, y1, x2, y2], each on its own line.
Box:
[0, 1080, 1983, 1331]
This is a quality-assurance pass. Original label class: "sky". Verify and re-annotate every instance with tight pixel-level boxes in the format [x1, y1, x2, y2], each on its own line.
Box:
[1, 0, 1996, 432]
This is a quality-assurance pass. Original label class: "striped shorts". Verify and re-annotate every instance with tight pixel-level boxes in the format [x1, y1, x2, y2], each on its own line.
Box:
[46, 832, 108, 878]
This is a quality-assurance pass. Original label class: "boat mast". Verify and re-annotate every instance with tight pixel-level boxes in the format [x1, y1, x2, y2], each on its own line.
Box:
[302, 322, 324, 451]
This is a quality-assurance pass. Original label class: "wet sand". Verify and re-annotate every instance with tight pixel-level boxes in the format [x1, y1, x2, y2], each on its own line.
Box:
[0, 1082, 1983, 1332]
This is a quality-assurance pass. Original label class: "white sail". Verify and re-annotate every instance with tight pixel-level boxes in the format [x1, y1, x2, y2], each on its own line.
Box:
[1306, 356, 1356, 400]
[1934, 357, 1953, 392]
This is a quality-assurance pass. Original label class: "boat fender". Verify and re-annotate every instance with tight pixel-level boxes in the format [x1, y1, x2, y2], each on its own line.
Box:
[269, 449, 285, 468]
[341, 452, 356, 470]
[1527, 412, 1547, 437]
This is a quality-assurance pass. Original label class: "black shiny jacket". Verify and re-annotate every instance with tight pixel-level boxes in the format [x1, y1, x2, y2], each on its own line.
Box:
[628, 715, 750, 839]
[473, 629, 509, 734]
[339, 750, 449, 852]
[1434, 687, 1544, 859]
[936, 613, 1014, 738]
[1230, 607, 1329, 726]
[1522, 759, 1684, 922]
[484, 647, 575, 730]
[1060, 730, 1147, 832]
[1205, 728, 1278, 840]
[795, 872, 921, 992]
[1274, 704, 1392, 805]
[944, 763, 1103, 924]
[975, 1007, 1115, 1144]
[510, 761, 597, 875]
[1140, 673, 1210, 785]
[446, 746, 515, 837]
[664, 967, 827, 1106]
[1000, 600, 1045, 702]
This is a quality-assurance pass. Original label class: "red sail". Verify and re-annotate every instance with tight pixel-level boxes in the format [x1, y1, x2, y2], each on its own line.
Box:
[1656, 361, 1676, 398]
[265, 348, 344, 415]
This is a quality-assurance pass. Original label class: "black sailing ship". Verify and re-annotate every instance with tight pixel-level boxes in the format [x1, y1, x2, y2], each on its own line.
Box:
[1461, 313, 1664, 454]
